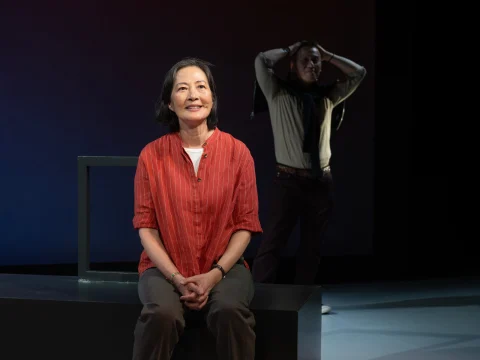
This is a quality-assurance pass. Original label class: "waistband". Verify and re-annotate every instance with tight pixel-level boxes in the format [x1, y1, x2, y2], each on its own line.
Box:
[276, 163, 331, 179]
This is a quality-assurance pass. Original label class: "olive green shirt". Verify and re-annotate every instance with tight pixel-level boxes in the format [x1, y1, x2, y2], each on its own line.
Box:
[254, 52, 366, 169]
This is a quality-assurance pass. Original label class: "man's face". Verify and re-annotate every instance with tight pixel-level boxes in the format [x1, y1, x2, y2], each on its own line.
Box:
[293, 46, 322, 84]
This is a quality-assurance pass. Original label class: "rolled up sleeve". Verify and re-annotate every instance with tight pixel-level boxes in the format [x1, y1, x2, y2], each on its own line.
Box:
[232, 148, 263, 235]
[328, 67, 367, 107]
[132, 151, 158, 230]
[254, 52, 281, 101]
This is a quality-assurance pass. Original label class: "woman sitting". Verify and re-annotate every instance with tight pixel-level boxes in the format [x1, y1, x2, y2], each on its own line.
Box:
[131, 57, 262, 360]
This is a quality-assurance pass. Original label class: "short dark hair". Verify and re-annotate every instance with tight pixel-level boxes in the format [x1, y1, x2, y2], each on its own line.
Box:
[290, 40, 321, 60]
[154, 58, 218, 132]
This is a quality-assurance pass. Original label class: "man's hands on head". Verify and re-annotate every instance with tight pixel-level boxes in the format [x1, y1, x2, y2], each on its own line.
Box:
[316, 44, 333, 61]
[289, 40, 333, 61]
[288, 41, 302, 54]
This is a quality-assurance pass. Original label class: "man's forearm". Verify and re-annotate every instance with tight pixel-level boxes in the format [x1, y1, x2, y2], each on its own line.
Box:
[260, 47, 289, 66]
[139, 228, 180, 281]
[323, 51, 365, 76]
[261, 41, 302, 66]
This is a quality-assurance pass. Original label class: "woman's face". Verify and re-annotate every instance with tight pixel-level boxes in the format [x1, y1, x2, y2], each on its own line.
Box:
[169, 66, 213, 126]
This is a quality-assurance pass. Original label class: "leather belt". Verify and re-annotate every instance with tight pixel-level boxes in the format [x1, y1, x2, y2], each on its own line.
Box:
[276, 163, 330, 179]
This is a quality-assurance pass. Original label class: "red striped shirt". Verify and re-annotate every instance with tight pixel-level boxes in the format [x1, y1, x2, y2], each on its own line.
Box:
[133, 128, 263, 277]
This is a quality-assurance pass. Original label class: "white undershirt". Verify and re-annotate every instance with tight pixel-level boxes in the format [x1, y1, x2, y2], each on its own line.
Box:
[184, 147, 204, 175]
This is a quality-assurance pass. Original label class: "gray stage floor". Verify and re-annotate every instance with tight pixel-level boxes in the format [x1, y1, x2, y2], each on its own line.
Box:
[309, 276, 480, 360]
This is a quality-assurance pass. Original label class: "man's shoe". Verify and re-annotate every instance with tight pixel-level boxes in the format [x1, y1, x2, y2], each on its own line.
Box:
[321, 304, 332, 314]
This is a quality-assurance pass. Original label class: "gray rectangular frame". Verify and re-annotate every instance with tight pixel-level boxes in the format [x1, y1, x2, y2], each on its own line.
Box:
[78, 156, 139, 282]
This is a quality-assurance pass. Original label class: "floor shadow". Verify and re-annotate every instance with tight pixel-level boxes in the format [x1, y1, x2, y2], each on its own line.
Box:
[332, 296, 480, 310]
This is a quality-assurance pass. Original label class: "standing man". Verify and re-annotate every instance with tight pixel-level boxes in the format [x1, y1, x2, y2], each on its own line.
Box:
[251, 40, 366, 314]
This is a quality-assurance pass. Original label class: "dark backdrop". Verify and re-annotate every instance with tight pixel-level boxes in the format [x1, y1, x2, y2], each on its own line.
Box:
[0, 0, 374, 270]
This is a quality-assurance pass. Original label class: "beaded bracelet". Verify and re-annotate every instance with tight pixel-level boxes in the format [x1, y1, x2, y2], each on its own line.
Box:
[212, 264, 226, 278]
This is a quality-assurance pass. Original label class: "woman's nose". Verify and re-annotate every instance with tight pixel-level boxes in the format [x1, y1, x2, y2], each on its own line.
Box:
[188, 89, 199, 100]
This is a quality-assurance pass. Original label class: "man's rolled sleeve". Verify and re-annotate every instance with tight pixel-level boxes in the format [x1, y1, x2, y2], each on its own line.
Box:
[328, 67, 367, 107]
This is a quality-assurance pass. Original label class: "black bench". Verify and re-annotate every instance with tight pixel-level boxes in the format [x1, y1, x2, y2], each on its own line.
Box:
[0, 274, 322, 360]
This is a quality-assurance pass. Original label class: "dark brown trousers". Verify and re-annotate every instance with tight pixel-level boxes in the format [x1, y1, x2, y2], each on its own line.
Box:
[132, 264, 255, 360]
[252, 168, 334, 285]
